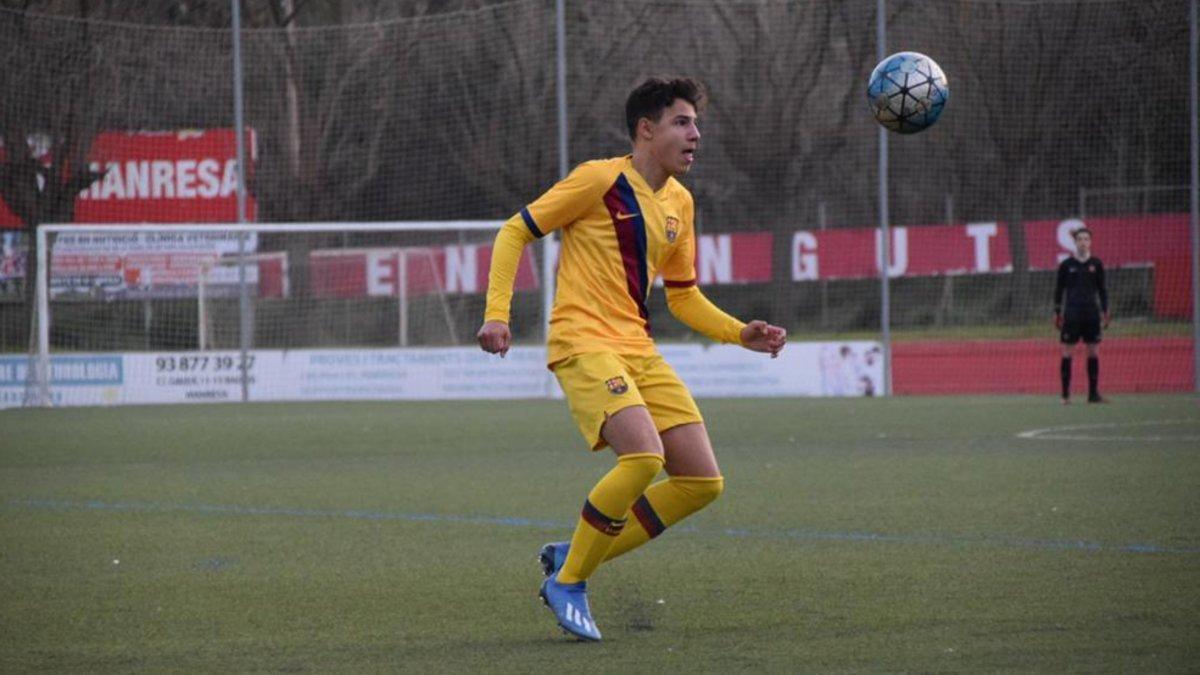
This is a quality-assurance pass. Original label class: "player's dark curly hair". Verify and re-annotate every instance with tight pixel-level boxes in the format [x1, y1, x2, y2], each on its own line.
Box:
[625, 77, 707, 140]
[1072, 227, 1093, 239]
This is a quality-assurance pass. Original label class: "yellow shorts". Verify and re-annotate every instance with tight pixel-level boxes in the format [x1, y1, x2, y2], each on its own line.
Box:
[552, 351, 703, 450]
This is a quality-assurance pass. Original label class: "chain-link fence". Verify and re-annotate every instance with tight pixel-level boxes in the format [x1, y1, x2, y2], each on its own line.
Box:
[0, 0, 1194, 396]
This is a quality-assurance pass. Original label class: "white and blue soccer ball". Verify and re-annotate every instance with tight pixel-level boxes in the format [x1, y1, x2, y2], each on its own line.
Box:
[867, 51, 949, 134]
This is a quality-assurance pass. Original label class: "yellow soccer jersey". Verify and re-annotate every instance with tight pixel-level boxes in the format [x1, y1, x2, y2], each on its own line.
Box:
[488, 156, 700, 365]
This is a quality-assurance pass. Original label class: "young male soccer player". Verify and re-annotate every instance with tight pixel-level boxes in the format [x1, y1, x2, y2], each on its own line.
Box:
[1053, 227, 1110, 404]
[477, 77, 787, 641]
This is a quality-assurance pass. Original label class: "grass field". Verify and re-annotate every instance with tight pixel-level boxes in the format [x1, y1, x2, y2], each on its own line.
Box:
[2, 395, 1198, 671]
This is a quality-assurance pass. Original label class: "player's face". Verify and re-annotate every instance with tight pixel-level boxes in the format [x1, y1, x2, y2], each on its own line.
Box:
[1074, 231, 1091, 256]
[648, 99, 700, 177]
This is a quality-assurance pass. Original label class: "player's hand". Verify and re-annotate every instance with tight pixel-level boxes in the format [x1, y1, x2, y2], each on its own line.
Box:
[1053, 313, 1063, 330]
[740, 320, 787, 359]
[477, 320, 511, 357]
[1102, 311, 1110, 329]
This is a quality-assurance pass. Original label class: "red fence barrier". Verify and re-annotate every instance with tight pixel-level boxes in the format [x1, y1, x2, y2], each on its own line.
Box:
[893, 337, 1194, 395]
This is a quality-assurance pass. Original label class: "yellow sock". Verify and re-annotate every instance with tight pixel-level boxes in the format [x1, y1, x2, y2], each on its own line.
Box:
[603, 476, 725, 562]
[556, 453, 664, 584]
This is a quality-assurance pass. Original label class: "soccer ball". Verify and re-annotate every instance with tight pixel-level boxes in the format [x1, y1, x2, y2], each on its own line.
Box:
[867, 51, 949, 134]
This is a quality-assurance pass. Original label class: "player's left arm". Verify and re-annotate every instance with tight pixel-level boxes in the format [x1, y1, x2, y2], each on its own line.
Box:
[1096, 259, 1110, 327]
[666, 285, 786, 357]
[660, 196, 786, 357]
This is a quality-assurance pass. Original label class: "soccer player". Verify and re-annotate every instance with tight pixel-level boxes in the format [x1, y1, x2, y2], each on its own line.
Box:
[1053, 227, 1110, 404]
[477, 77, 786, 641]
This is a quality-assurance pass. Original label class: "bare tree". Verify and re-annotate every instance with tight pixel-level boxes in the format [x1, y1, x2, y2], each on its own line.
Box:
[1079, 0, 1189, 215]
[682, 1, 877, 323]
[426, 1, 557, 212]
[250, 18, 409, 222]
[945, 1, 1088, 319]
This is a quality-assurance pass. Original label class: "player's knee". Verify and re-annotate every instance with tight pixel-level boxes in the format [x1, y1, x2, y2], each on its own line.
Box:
[701, 476, 725, 505]
[617, 452, 666, 483]
[690, 476, 724, 509]
[673, 475, 725, 510]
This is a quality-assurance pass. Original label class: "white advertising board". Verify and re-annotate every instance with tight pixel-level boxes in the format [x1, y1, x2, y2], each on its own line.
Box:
[662, 341, 882, 398]
[49, 231, 264, 300]
[0, 341, 882, 409]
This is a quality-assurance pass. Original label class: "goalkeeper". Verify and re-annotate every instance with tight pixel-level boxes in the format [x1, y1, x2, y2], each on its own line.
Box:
[477, 77, 786, 641]
[1053, 226, 1110, 403]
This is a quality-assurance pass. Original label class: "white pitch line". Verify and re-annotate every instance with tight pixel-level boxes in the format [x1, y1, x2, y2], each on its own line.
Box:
[1016, 419, 1200, 442]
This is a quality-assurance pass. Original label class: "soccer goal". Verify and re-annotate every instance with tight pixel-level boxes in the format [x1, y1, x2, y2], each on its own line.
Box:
[25, 221, 551, 407]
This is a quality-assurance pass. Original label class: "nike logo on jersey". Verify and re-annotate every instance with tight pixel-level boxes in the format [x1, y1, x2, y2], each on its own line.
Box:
[615, 212, 639, 221]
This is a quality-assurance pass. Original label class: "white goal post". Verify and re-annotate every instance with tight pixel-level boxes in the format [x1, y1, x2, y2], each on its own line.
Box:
[29, 221, 554, 407]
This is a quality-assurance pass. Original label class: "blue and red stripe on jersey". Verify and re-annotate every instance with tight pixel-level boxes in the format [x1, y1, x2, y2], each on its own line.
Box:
[602, 174, 650, 334]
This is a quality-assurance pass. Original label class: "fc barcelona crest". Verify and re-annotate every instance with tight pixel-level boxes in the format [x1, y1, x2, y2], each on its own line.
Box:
[605, 376, 629, 395]
[665, 216, 680, 243]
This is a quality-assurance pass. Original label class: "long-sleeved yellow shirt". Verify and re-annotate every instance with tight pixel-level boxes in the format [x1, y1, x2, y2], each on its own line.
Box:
[485, 156, 745, 366]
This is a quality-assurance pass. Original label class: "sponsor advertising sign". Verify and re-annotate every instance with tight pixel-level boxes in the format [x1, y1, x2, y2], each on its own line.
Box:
[0, 342, 883, 409]
[0, 129, 256, 228]
[47, 231, 284, 300]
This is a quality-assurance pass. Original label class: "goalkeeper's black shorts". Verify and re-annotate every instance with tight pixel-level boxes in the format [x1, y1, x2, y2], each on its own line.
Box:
[1060, 312, 1101, 345]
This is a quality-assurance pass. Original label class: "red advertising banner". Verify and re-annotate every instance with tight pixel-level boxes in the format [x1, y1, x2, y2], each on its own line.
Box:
[0, 129, 256, 228]
[787, 214, 1191, 317]
[310, 245, 538, 298]
[307, 233, 773, 297]
[600, 214, 1190, 292]
[302, 217, 1190, 316]
[788, 215, 1190, 281]
[693, 233, 773, 285]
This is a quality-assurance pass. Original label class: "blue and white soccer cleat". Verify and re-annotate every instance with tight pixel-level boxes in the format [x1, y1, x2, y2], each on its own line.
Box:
[537, 541, 569, 578]
[539, 575, 602, 642]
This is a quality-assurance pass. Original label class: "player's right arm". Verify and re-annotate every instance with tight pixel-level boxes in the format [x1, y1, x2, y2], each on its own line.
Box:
[477, 218, 534, 356]
[478, 162, 609, 356]
[1095, 259, 1110, 327]
[1052, 260, 1068, 329]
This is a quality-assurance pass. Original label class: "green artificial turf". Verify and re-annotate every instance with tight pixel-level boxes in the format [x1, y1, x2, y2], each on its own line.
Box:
[2, 395, 1197, 671]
